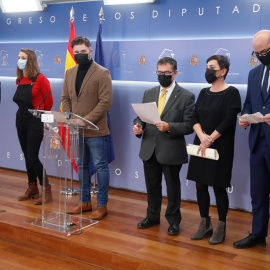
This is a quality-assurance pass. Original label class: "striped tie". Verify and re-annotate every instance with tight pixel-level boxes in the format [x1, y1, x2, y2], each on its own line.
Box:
[158, 89, 167, 115]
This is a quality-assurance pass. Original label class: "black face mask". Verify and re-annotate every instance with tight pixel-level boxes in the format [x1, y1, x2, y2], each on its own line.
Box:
[158, 75, 173, 88]
[74, 53, 90, 65]
[257, 51, 270, 66]
[205, 68, 220, 84]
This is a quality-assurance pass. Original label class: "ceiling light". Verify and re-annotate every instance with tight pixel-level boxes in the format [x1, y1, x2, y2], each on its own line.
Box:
[104, 0, 154, 5]
[0, 0, 46, 13]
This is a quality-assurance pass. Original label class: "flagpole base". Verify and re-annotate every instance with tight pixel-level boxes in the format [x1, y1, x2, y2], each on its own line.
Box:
[60, 187, 80, 195]
[90, 187, 98, 195]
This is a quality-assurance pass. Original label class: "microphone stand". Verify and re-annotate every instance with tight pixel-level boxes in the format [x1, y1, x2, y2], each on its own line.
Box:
[33, 90, 52, 118]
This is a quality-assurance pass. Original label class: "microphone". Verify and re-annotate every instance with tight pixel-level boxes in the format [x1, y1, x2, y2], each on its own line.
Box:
[65, 106, 72, 120]
[33, 90, 52, 117]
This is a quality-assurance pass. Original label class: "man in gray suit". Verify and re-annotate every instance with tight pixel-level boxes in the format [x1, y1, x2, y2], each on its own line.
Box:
[133, 57, 195, 235]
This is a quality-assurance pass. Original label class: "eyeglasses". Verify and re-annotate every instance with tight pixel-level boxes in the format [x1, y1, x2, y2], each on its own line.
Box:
[156, 70, 175, 76]
[252, 47, 270, 57]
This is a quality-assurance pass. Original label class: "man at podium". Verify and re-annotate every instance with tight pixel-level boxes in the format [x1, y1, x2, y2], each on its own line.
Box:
[61, 36, 112, 220]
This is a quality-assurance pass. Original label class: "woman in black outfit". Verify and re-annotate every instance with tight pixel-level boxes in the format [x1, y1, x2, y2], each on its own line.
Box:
[187, 55, 241, 245]
[13, 49, 53, 205]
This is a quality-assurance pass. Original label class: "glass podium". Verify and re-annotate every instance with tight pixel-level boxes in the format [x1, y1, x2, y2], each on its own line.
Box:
[25, 110, 99, 236]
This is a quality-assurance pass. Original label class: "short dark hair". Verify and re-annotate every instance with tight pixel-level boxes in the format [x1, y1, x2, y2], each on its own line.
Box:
[206, 55, 230, 79]
[157, 57, 177, 71]
[71, 36, 91, 49]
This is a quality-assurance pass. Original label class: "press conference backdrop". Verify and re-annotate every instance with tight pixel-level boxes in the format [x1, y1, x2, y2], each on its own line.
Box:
[0, 0, 268, 211]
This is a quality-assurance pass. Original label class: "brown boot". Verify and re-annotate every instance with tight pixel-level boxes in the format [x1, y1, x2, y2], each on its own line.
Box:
[18, 182, 39, 201]
[35, 184, 53, 205]
[66, 202, 92, 215]
[191, 217, 213, 240]
[209, 221, 226, 245]
[88, 205, 108, 220]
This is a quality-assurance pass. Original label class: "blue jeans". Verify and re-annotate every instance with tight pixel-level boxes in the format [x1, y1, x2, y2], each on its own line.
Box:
[77, 135, 109, 205]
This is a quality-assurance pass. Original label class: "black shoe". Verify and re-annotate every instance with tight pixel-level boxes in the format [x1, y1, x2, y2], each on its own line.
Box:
[137, 218, 160, 229]
[168, 223, 180, 235]
[233, 233, 266, 249]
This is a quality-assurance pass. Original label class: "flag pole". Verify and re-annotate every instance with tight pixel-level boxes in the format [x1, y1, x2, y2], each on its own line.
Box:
[99, 7, 104, 22]
[69, 6, 77, 195]
[91, 7, 105, 195]
[70, 6, 75, 22]
[60, 6, 80, 196]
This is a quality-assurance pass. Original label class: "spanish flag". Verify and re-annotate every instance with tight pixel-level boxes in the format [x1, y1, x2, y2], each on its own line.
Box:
[60, 19, 76, 112]
[59, 19, 78, 173]
[65, 19, 77, 72]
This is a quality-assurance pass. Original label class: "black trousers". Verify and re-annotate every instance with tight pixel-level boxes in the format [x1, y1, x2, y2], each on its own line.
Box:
[143, 152, 182, 225]
[16, 108, 47, 186]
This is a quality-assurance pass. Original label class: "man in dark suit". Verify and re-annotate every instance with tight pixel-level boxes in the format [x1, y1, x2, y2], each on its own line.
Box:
[234, 30, 270, 249]
[133, 57, 195, 235]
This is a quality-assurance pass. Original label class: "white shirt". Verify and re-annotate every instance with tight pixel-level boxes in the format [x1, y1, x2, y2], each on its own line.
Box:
[261, 66, 270, 93]
[159, 81, 176, 107]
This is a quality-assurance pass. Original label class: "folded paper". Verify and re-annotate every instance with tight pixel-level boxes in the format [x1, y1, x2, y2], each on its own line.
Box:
[187, 144, 219, 160]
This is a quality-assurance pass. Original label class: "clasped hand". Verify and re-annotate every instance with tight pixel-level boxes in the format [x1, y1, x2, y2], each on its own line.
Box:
[197, 133, 214, 156]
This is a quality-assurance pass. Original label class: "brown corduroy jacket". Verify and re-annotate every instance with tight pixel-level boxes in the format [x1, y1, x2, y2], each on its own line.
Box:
[61, 60, 112, 137]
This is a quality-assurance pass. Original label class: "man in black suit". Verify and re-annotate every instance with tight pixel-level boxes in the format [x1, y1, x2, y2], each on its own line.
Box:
[133, 57, 195, 235]
[234, 30, 270, 249]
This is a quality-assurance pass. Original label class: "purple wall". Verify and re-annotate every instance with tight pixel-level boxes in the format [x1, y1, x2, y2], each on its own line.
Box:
[0, 78, 252, 211]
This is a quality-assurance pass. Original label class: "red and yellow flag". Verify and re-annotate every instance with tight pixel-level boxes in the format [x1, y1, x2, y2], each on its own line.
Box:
[59, 19, 78, 173]
[60, 20, 76, 112]
[65, 19, 77, 72]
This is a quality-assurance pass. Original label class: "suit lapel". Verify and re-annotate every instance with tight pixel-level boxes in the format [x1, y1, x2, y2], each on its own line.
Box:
[72, 65, 79, 95]
[77, 61, 96, 98]
[161, 84, 181, 117]
[264, 89, 270, 103]
[255, 64, 269, 104]
[154, 86, 160, 104]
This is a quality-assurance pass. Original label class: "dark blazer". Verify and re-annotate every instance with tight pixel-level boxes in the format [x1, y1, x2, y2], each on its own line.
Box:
[134, 83, 195, 165]
[61, 61, 112, 138]
[242, 64, 270, 152]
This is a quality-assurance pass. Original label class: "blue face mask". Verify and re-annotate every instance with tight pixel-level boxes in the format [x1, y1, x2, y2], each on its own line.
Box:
[17, 59, 27, 70]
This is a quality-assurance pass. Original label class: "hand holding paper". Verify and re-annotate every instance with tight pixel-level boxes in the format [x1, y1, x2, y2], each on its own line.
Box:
[133, 122, 143, 135]
[262, 113, 270, 126]
[238, 112, 264, 124]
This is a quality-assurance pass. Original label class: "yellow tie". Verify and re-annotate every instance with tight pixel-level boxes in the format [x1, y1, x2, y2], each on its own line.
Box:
[158, 89, 167, 115]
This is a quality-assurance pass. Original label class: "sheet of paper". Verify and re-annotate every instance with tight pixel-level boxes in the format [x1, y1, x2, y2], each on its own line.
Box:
[131, 102, 161, 124]
[238, 112, 264, 124]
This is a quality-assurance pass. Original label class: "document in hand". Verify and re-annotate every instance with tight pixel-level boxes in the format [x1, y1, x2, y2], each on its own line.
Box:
[186, 144, 219, 160]
[131, 102, 161, 124]
[238, 112, 264, 124]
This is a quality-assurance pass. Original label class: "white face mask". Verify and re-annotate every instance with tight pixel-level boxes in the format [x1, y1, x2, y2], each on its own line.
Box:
[17, 59, 27, 70]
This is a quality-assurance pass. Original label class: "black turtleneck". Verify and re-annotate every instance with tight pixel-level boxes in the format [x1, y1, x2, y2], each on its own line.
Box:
[75, 58, 93, 96]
